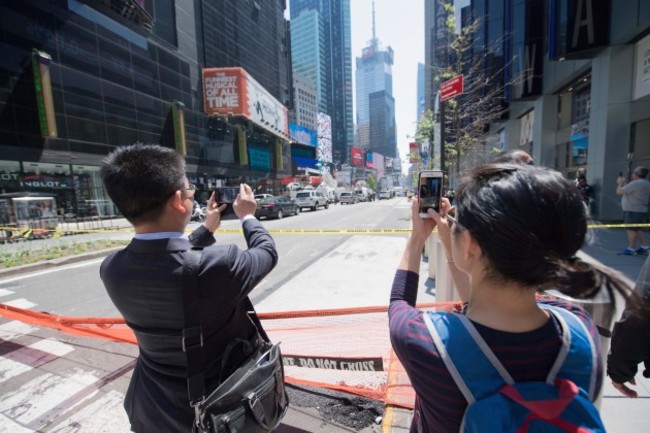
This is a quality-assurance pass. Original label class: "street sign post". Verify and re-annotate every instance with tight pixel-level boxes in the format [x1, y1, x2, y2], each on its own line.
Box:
[440, 75, 464, 102]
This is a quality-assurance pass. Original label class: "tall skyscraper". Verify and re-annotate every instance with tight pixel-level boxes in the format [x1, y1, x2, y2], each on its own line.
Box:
[355, 4, 397, 159]
[417, 62, 426, 123]
[290, 0, 353, 165]
[290, 8, 330, 114]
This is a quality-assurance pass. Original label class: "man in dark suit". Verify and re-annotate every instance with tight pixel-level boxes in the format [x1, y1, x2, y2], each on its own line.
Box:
[99, 144, 278, 432]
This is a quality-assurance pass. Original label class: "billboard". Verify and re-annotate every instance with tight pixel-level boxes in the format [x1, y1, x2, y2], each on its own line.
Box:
[373, 153, 385, 177]
[365, 152, 373, 168]
[202, 67, 288, 139]
[351, 147, 364, 167]
[317, 113, 333, 163]
[289, 123, 317, 147]
[409, 142, 419, 163]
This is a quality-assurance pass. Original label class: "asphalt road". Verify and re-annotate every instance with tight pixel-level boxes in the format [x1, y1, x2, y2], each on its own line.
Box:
[0, 197, 411, 432]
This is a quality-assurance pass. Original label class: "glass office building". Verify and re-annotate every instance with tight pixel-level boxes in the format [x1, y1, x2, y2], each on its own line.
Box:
[290, 0, 353, 165]
[0, 0, 293, 218]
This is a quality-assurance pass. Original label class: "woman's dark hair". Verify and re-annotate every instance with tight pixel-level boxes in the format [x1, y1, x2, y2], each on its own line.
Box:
[100, 144, 186, 225]
[453, 163, 630, 303]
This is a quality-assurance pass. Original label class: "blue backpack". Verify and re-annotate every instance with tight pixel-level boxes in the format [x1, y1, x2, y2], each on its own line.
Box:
[422, 305, 606, 432]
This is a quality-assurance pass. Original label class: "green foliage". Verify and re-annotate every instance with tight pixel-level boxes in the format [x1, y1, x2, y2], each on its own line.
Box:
[0, 239, 128, 268]
[367, 174, 376, 191]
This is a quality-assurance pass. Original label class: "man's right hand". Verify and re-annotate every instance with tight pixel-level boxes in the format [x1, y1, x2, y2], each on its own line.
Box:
[233, 183, 256, 219]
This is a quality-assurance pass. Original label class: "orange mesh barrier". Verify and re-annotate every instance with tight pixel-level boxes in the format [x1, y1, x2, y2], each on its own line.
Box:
[0, 301, 463, 409]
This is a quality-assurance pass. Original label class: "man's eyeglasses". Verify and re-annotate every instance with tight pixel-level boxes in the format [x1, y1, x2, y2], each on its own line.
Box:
[184, 183, 197, 193]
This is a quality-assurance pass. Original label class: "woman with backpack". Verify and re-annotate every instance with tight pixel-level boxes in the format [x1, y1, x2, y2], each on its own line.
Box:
[389, 163, 632, 432]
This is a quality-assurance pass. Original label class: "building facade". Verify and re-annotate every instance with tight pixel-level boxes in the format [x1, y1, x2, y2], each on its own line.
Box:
[426, 0, 650, 221]
[0, 0, 293, 219]
[290, 0, 353, 165]
[292, 73, 319, 131]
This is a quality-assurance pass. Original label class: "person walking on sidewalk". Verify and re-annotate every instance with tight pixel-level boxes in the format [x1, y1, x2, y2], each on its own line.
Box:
[607, 255, 650, 398]
[98, 144, 278, 432]
[389, 163, 631, 433]
[616, 166, 650, 256]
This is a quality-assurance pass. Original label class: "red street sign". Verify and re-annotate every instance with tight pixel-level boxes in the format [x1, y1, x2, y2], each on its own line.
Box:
[440, 75, 464, 102]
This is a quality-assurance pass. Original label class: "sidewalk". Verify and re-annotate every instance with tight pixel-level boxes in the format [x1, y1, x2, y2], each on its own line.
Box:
[1, 223, 649, 432]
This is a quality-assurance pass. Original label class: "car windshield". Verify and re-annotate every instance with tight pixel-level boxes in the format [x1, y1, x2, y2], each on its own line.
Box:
[341, 193, 351, 196]
[296, 192, 310, 198]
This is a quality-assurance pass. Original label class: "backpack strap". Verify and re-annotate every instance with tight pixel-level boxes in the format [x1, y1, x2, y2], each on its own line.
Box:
[423, 311, 514, 403]
[540, 304, 599, 399]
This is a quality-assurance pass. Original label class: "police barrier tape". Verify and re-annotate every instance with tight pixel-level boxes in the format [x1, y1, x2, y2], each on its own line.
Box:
[2, 223, 650, 237]
[0, 301, 463, 409]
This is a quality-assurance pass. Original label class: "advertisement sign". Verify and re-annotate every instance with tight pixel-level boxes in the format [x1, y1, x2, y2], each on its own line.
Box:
[202, 67, 288, 139]
[289, 123, 317, 147]
[409, 142, 419, 163]
[373, 153, 385, 177]
[317, 113, 333, 163]
[634, 34, 650, 100]
[351, 147, 364, 167]
[520, 110, 534, 148]
[365, 152, 373, 168]
[248, 146, 271, 171]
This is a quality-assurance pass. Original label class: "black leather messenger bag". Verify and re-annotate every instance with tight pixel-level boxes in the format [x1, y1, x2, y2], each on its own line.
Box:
[182, 248, 288, 433]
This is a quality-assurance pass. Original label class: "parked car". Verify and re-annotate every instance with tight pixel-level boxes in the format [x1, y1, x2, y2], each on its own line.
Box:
[294, 191, 329, 211]
[378, 190, 391, 200]
[354, 190, 368, 202]
[339, 192, 358, 205]
[255, 196, 300, 219]
[254, 193, 274, 201]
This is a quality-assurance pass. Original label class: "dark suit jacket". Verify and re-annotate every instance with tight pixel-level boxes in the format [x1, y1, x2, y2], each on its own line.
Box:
[608, 255, 650, 384]
[100, 220, 278, 432]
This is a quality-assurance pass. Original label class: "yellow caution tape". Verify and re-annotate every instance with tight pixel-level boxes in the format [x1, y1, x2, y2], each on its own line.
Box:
[1, 223, 650, 236]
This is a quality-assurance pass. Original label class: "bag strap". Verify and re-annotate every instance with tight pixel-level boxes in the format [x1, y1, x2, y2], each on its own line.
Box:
[540, 304, 599, 399]
[181, 248, 272, 408]
[423, 311, 512, 403]
[182, 247, 206, 407]
[423, 305, 598, 403]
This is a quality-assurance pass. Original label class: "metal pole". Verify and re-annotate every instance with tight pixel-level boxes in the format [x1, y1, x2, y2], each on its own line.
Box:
[439, 100, 446, 173]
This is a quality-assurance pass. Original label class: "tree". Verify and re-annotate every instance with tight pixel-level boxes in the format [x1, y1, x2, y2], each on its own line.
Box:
[366, 174, 376, 192]
[432, 2, 513, 180]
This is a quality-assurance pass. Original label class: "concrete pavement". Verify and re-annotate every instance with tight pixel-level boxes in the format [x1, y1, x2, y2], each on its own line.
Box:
[1, 210, 649, 432]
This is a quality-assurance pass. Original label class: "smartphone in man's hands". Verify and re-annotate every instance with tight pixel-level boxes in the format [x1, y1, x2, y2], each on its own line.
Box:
[215, 187, 239, 205]
[418, 170, 443, 218]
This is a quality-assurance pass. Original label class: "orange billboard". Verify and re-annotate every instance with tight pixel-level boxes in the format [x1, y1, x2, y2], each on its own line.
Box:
[202, 67, 289, 138]
[202, 67, 247, 117]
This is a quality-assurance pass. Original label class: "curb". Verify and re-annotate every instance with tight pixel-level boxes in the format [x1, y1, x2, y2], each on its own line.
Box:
[0, 247, 122, 278]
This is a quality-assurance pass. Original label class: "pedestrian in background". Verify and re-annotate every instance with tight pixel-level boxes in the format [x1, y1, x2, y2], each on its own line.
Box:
[616, 166, 650, 256]
[493, 149, 534, 165]
[608, 255, 650, 398]
[389, 163, 631, 433]
[576, 175, 594, 207]
[98, 144, 278, 432]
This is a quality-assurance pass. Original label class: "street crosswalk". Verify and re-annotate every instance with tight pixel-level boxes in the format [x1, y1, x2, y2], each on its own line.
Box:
[0, 312, 135, 432]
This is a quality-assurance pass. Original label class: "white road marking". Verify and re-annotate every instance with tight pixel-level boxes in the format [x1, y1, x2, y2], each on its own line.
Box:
[0, 412, 33, 433]
[29, 339, 74, 357]
[2, 299, 36, 309]
[0, 259, 104, 284]
[0, 358, 32, 385]
[0, 368, 98, 425]
[0, 289, 15, 297]
[48, 390, 130, 433]
[0, 321, 36, 340]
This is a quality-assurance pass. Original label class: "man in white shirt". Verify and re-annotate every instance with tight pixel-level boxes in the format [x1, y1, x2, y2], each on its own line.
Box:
[616, 166, 650, 255]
